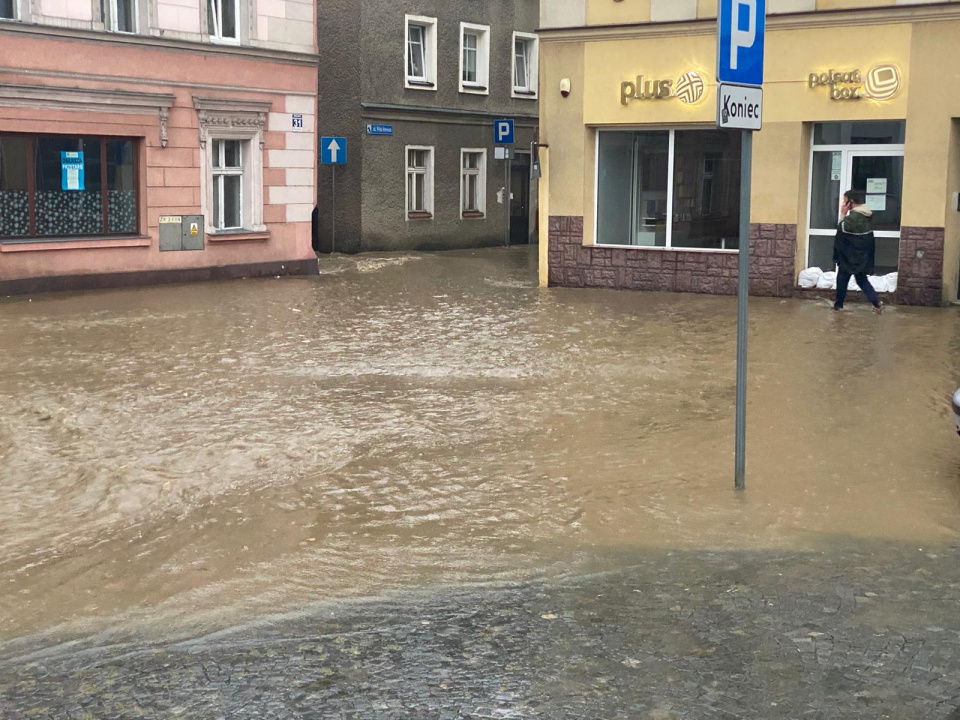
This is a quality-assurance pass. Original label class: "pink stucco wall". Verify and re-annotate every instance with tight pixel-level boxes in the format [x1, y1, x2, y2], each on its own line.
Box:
[0, 33, 317, 284]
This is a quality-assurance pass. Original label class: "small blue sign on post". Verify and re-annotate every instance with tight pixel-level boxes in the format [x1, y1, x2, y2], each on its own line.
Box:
[366, 124, 394, 136]
[61, 151, 85, 191]
[717, 0, 765, 87]
[494, 119, 514, 146]
[321, 136, 347, 165]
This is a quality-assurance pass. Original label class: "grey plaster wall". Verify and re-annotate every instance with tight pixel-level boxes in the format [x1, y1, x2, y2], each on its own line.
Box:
[318, 0, 540, 254]
[360, 120, 536, 251]
[317, 0, 364, 253]
[360, 0, 540, 116]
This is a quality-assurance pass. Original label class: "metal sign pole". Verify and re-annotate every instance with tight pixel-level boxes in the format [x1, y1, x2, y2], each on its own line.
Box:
[503, 155, 511, 247]
[331, 165, 336, 254]
[735, 130, 752, 491]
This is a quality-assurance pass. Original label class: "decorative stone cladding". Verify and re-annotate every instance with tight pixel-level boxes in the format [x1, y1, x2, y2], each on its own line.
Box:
[896, 227, 944, 307]
[547, 216, 796, 297]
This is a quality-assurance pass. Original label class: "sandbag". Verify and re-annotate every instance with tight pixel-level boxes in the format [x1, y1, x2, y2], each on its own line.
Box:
[817, 271, 837, 290]
[797, 267, 822, 289]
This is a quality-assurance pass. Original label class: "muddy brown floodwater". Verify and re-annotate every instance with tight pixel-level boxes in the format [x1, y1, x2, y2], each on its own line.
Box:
[1, 247, 959, 652]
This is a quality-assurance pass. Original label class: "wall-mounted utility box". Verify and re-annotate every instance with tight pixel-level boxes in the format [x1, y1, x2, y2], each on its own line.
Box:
[159, 215, 205, 252]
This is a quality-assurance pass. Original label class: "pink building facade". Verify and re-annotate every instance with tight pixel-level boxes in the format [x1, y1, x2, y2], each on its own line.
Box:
[0, 0, 318, 294]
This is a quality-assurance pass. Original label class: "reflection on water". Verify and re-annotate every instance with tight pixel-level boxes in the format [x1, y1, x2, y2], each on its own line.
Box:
[1, 247, 959, 647]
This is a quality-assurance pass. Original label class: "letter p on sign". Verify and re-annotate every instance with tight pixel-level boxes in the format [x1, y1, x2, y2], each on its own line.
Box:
[730, 0, 756, 70]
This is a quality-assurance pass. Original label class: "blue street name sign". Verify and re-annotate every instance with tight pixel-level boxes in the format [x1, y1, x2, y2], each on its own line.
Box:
[366, 124, 394, 136]
[494, 119, 515, 146]
[717, 0, 765, 87]
[321, 136, 347, 165]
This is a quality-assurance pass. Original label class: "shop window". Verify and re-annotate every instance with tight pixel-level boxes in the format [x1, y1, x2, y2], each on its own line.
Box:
[105, 0, 136, 33]
[459, 23, 490, 94]
[461, 149, 486, 218]
[0, 0, 16, 20]
[596, 129, 741, 249]
[0, 134, 138, 241]
[512, 32, 539, 99]
[807, 121, 905, 274]
[406, 146, 434, 219]
[405, 15, 437, 90]
[208, 0, 238, 42]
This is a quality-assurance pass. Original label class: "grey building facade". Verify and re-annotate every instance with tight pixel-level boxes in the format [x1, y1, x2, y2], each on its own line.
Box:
[317, 0, 539, 253]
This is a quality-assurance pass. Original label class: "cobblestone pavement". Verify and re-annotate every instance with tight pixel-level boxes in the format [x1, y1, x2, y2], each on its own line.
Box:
[3, 542, 960, 719]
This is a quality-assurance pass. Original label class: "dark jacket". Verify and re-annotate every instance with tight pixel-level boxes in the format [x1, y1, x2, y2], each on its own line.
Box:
[833, 206, 876, 276]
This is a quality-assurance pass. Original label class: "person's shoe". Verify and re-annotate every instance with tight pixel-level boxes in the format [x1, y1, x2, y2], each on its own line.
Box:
[874, 302, 885, 316]
[833, 304, 843, 311]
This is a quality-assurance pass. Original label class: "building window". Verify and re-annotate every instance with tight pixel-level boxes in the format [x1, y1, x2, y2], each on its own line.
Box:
[459, 23, 490, 94]
[806, 121, 905, 274]
[0, 0, 17, 20]
[595, 129, 741, 250]
[208, 0, 238, 41]
[461, 149, 486, 219]
[212, 139, 243, 230]
[105, 0, 136, 33]
[405, 15, 437, 90]
[0, 134, 138, 241]
[512, 32, 539, 99]
[406, 146, 434, 219]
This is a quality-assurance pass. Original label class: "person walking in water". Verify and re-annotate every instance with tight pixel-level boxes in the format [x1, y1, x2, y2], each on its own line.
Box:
[834, 189, 883, 314]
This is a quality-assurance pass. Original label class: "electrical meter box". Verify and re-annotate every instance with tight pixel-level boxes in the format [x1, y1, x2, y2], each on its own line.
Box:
[159, 215, 204, 252]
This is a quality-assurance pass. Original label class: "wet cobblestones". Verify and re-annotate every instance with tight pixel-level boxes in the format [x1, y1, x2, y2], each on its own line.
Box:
[3, 543, 960, 719]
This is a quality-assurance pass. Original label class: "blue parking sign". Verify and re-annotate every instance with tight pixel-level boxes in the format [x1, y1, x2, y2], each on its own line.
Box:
[494, 119, 514, 146]
[717, 0, 765, 87]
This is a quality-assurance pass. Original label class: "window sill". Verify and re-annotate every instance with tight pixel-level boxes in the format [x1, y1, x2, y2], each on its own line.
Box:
[408, 211, 433, 220]
[512, 90, 538, 99]
[460, 84, 488, 94]
[207, 230, 271, 243]
[209, 36, 241, 45]
[406, 79, 436, 90]
[461, 211, 485, 219]
[0, 236, 151, 253]
[591, 243, 739, 254]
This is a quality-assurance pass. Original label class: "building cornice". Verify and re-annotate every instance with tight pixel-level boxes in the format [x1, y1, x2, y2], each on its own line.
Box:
[537, 2, 960, 43]
[0, 83, 176, 111]
[193, 96, 273, 114]
[0, 21, 318, 66]
[361, 102, 538, 128]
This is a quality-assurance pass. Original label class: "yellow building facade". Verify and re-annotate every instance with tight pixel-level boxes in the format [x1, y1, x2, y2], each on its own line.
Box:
[538, 0, 960, 305]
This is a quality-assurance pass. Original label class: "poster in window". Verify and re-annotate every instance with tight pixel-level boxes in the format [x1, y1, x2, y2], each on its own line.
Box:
[831, 152, 842, 181]
[866, 194, 887, 212]
[866, 178, 888, 194]
[61, 151, 85, 191]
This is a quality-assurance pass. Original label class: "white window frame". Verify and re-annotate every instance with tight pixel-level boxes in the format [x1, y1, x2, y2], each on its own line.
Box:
[405, 14, 438, 91]
[459, 22, 490, 95]
[106, 0, 137, 33]
[208, 0, 240, 44]
[199, 130, 265, 236]
[405, 145, 435, 219]
[512, 32, 539, 100]
[460, 148, 487, 219]
[211, 139, 244, 231]
[593, 127, 739, 252]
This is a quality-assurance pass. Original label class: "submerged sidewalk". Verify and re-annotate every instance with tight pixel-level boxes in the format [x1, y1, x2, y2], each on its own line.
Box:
[3, 541, 960, 719]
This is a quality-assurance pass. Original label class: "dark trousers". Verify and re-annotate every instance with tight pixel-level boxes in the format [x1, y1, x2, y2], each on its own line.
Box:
[835, 270, 880, 308]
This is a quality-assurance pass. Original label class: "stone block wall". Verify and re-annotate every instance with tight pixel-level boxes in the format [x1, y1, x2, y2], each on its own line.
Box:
[896, 227, 944, 307]
[547, 216, 796, 298]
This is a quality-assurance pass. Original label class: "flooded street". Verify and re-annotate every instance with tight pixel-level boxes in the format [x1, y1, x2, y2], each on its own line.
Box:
[2, 246, 960, 652]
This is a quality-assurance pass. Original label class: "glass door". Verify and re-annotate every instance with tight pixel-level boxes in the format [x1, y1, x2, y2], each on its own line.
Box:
[806, 127, 904, 274]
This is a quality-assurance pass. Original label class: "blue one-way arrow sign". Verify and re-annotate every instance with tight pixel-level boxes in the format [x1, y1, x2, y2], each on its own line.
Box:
[321, 136, 347, 165]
